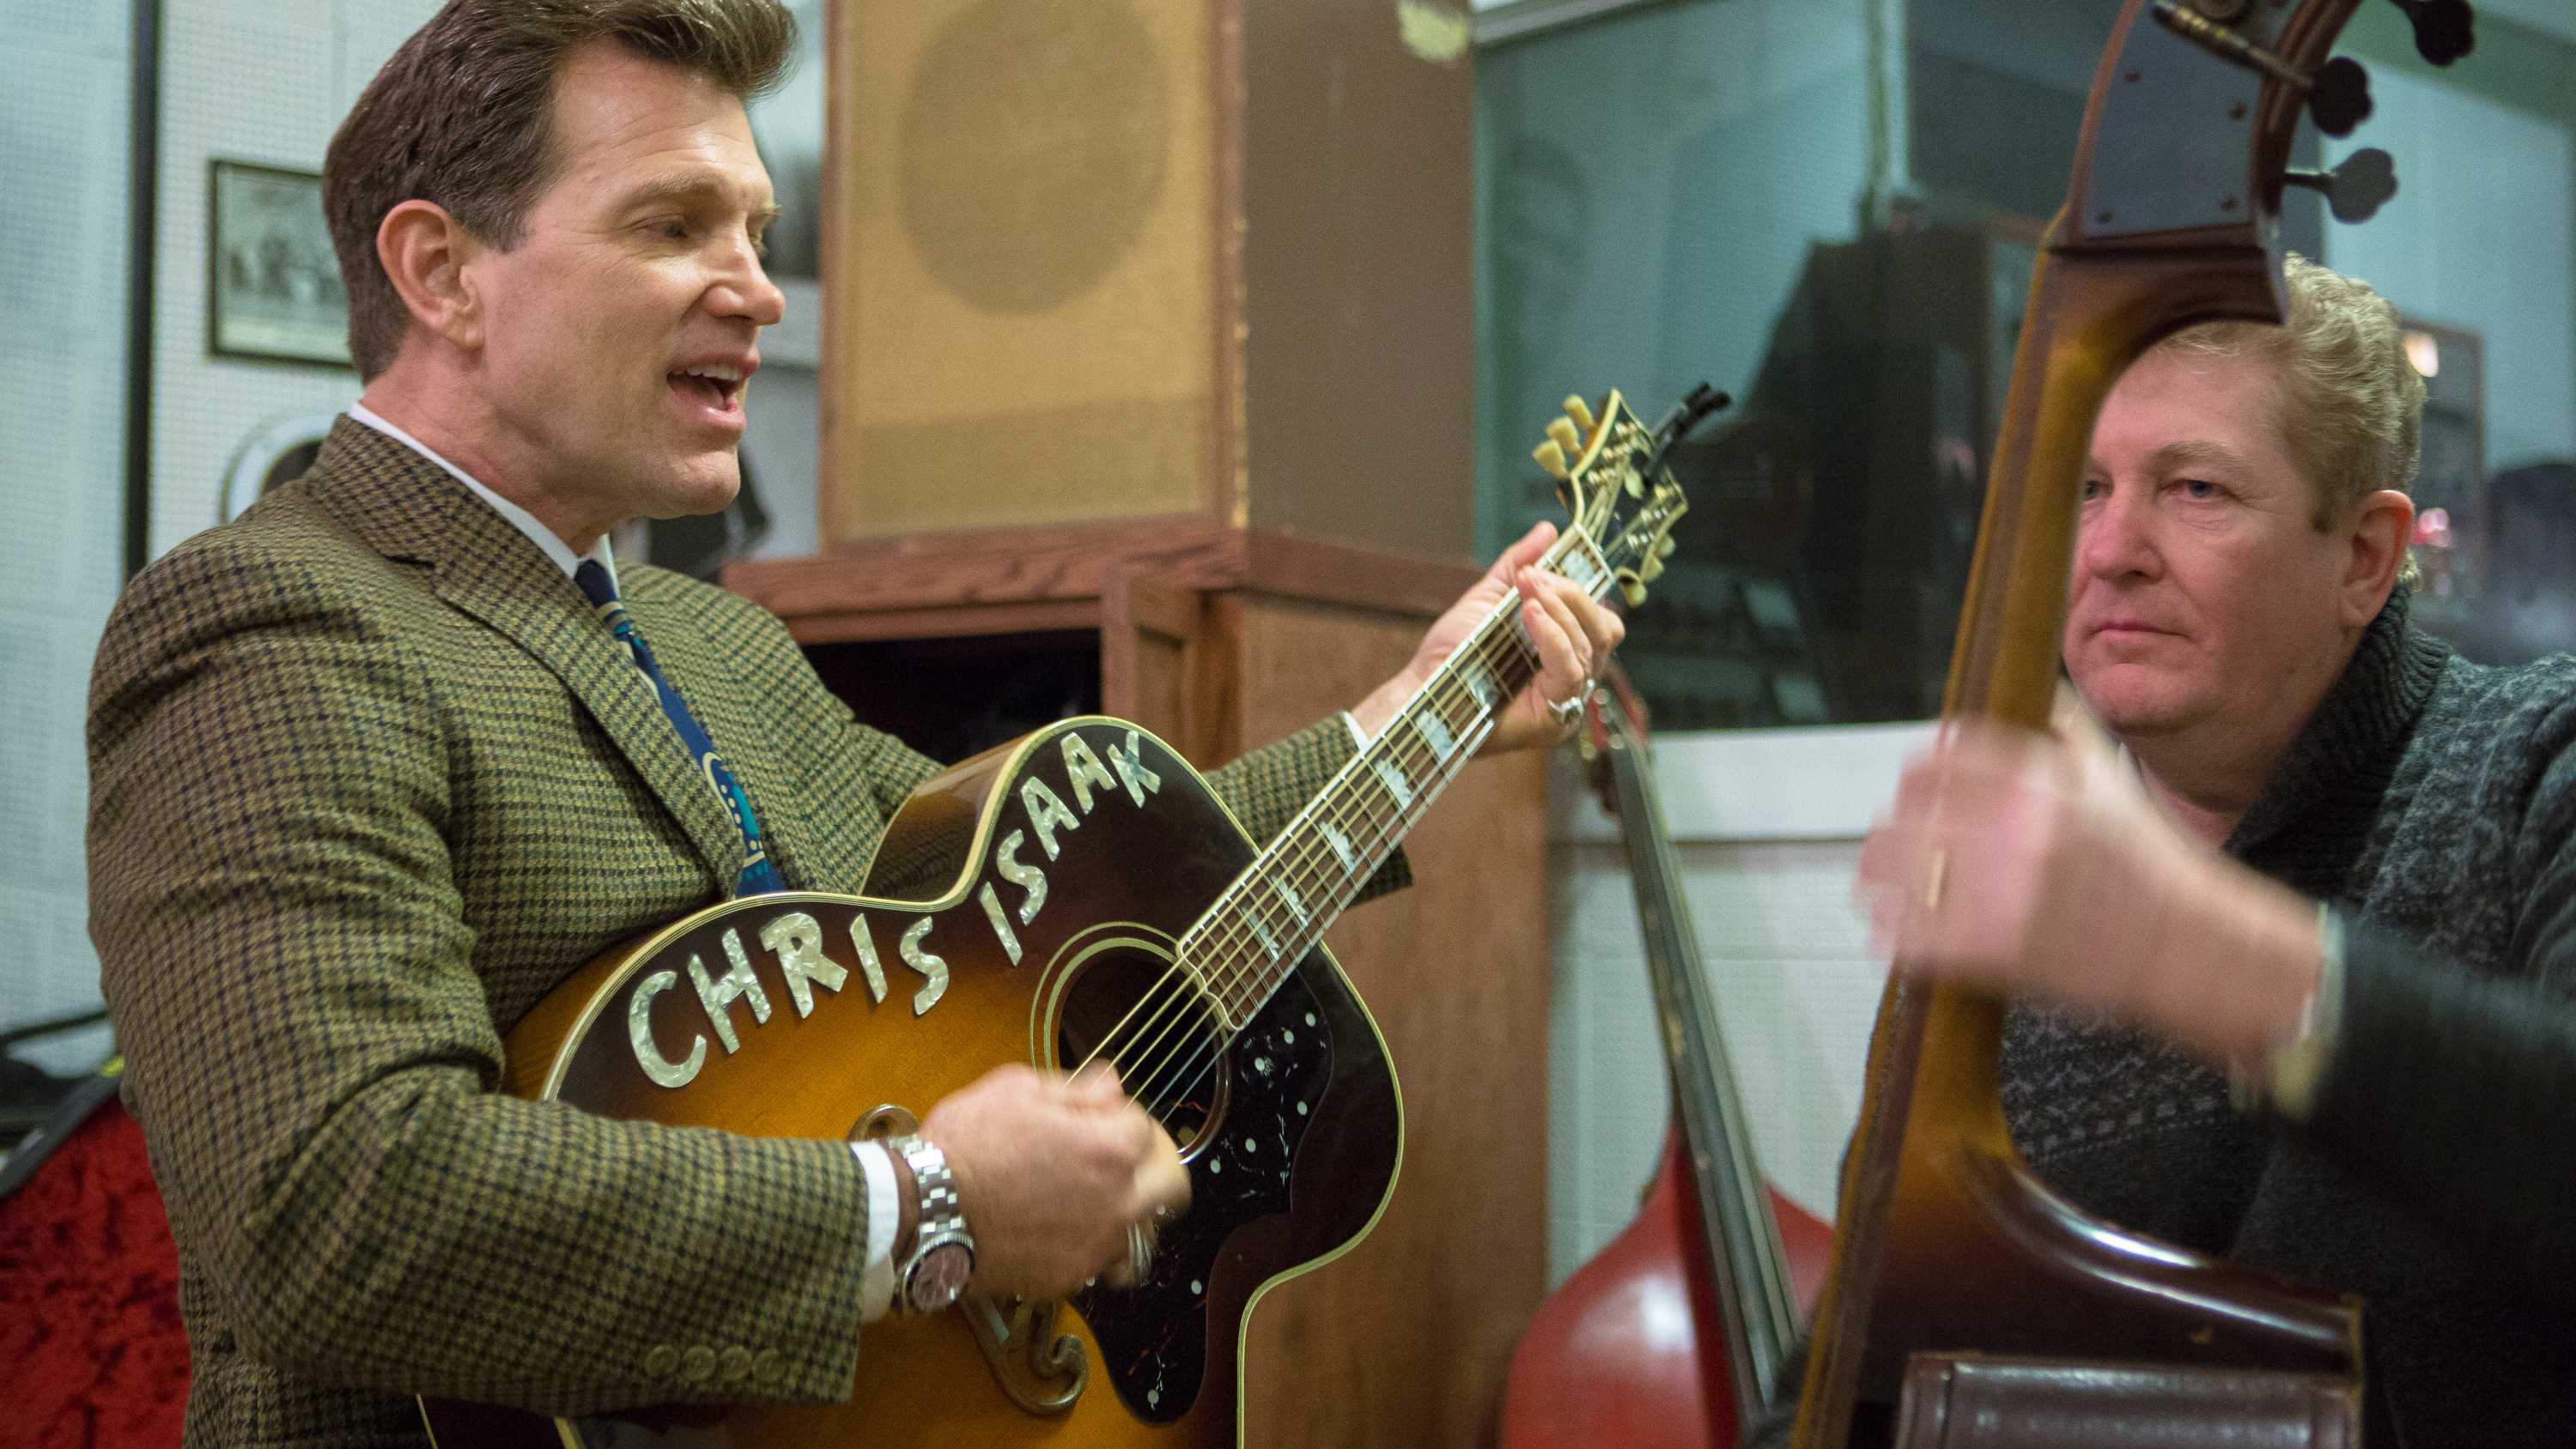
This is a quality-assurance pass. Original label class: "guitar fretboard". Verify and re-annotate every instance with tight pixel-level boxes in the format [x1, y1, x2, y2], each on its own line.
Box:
[1178, 528, 1613, 1035]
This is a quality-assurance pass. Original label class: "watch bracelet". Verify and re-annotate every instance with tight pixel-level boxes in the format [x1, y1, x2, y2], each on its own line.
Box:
[888, 1133, 973, 1314]
[2229, 902, 2346, 1122]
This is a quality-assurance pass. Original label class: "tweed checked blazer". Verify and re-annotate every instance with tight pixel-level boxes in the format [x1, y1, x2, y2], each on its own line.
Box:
[89, 418, 1394, 1448]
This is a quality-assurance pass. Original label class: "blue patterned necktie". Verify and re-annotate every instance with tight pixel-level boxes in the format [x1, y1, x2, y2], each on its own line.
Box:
[574, 560, 784, 897]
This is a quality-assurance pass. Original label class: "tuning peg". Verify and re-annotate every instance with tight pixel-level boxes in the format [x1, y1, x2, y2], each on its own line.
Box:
[1546, 417, 1582, 458]
[1534, 440, 1570, 480]
[2391, 0, 2473, 66]
[1657, 536, 1679, 558]
[1618, 576, 1649, 607]
[2287, 147, 2397, 222]
[2151, 2, 2370, 136]
[2307, 56, 2373, 137]
[1564, 395, 1596, 434]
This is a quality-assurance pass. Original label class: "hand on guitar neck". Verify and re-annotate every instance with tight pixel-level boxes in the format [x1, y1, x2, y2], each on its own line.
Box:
[893, 530, 1621, 1300]
[1351, 520, 1625, 753]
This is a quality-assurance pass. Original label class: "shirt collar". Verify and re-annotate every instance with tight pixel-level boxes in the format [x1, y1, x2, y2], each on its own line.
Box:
[344, 402, 617, 589]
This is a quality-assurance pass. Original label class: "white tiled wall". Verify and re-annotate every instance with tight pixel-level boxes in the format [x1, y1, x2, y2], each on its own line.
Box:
[145, 0, 446, 560]
[0, 0, 444, 1064]
[0, 1, 137, 1064]
[1545, 723, 1929, 1286]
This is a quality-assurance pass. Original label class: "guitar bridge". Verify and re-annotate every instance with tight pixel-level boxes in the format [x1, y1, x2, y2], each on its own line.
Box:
[963, 1295, 1088, 1416]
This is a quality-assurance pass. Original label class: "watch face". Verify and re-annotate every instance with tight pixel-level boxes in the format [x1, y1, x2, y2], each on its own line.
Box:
[908, 1242, 973, 1312]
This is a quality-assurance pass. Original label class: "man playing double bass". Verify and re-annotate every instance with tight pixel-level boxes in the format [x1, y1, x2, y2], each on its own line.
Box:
[87, 2, 1621, 1444]
[1860, 254, 2576, 1442]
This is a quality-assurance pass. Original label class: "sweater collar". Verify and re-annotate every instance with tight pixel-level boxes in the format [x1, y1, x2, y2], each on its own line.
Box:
[2226, 587, 2450, 857]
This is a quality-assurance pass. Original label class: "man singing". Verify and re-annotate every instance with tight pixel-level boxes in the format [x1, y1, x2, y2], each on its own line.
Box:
[88, 3, 1621, 1443]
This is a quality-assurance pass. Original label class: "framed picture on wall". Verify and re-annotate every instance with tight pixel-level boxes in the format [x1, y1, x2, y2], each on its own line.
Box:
[208, 160, 351, 367]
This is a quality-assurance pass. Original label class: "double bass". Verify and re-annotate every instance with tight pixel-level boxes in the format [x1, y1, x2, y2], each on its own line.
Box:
[1501, 668, 1832, 1448]
[1789, 0, 2470, 1443]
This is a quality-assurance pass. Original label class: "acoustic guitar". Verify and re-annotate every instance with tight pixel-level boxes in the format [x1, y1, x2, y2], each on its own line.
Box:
[418, 384, 1723, 1449]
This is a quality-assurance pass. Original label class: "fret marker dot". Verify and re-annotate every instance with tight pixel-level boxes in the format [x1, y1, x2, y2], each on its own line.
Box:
[1304, 1013, 1316, 1026]
[1297, 1101, 1309, 1115]
[1191, 1280, 1203, 1295]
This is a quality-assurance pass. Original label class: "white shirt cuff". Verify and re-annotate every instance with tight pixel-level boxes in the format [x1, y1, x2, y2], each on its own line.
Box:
[851, 1141, 901, 1322]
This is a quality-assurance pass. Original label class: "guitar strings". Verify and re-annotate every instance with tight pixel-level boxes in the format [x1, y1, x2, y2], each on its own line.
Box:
[1122, 708, 1476, 1107]
[1084, 643, 1510, 1113]
[1185, 604, 1528, 1005]
[1128, 721, 1485, 1117]
[1091, 609, 1524, 1094]
[1122, 738, 1469, 1119]
[1064, 575, 1545, 1092]
[1097, 597, 1544, 1104]
[1095, 670, 1487, 1107]
[1099, 613, 1542, 1116]
[1069, 504, 1619, 1119]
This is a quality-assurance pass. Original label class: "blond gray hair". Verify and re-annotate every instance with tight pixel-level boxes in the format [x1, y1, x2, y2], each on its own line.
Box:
[2153, 252, 2425, 529]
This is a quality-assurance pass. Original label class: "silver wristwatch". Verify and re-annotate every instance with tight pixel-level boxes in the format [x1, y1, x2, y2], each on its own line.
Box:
[889, 1133, 975, 1316]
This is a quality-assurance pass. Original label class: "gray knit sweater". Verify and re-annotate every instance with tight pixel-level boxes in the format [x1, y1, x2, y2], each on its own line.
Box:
[2002, 589, 2576, 1446]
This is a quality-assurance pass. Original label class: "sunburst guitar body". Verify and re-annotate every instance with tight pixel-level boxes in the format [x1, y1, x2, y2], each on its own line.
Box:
[423, 720, 1399, 1449]
[420, 384, 1720, 1448]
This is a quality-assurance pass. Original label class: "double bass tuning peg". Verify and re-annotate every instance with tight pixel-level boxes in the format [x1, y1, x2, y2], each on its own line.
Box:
[2391, 0, 2474, 67]
[2286, 147, 2398, 223]
[2305, 57, 2373, 139]
[2150, 1, 2373, 137]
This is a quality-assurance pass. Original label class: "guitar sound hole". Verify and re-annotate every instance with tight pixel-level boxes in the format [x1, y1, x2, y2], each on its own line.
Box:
[1054, 948, 1229, 1154]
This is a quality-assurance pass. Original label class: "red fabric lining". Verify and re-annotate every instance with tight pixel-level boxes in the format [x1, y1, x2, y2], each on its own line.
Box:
[0, 1098, 189, 1449]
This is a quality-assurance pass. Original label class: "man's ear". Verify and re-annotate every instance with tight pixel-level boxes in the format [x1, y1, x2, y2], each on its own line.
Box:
[375, 199, 483, 353]
[2341, 488, 2417, 628]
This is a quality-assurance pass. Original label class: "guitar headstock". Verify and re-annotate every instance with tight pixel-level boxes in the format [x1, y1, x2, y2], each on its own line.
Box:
[1530, 385, 1727, 609]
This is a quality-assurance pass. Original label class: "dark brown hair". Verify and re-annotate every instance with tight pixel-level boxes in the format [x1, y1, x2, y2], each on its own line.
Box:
[323, 0, 797, 380]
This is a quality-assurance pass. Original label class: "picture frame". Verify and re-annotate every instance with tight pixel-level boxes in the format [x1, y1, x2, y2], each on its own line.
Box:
[208, 159, 350, 367]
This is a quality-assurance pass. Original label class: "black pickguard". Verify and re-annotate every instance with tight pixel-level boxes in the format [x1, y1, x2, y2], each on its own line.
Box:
[1072, 962, 1336, 1422]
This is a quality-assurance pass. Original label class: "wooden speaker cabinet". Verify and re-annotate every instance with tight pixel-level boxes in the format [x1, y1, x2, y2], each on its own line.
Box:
[818, 0, 1475, 561]
[726, 520, 1547, 1446]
